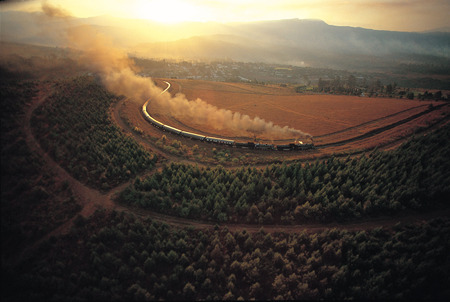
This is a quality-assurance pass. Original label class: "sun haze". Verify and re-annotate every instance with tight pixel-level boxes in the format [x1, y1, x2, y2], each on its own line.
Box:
[131, 0, 211, 23]
[2, 0, 449, 31]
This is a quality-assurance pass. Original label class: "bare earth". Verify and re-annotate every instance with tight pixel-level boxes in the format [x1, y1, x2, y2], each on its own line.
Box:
[159, 79, 445, 138]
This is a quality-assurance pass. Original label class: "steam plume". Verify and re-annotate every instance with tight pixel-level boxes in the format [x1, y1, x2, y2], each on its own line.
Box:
[66, 24, 164, 102]
[42, 3, 310, 140]
[41, 1, 72, 19]
[154, 94, 309, 139]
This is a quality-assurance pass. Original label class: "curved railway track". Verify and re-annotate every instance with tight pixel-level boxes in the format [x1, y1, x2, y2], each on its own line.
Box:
[142, 81, 314, 150]
[142, 80, 449, 153]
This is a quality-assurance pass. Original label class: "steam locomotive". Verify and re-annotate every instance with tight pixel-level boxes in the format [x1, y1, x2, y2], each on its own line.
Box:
[142, 101, 314, 151]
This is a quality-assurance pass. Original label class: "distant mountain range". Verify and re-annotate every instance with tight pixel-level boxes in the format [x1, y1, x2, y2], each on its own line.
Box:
[1, 10, 449, 72]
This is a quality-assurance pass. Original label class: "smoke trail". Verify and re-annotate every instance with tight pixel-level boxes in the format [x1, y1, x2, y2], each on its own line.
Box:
[154, 93, 309, 139]
[41, 1, 71, 19]
[42, 3, 310, 140]
[66, 24, 164, 102]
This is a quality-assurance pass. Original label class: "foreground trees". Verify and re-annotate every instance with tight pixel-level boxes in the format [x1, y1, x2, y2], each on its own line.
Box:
[1, 78, 81, 260]
[32, 76, 157, 189]
[120, 124, 450, 223]
[3, 210, 449, 300]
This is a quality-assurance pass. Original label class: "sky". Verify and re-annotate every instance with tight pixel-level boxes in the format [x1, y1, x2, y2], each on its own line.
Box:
[2, 0, 450, 32]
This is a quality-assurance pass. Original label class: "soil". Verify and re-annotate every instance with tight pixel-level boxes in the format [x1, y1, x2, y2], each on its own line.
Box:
[163, 79, 445, 139]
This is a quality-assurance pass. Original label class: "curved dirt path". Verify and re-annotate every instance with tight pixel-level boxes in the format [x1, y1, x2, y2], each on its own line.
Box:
[23, 84, 449, 243]
[23, 87, 121, 234]
[122, 204, 450, 234]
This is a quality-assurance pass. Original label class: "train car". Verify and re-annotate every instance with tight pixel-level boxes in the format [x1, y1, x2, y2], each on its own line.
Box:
[143, 112, 164, 129]
[142, 102, 161, 126]
[205, 136, 235, 145]
[151, 118, 164, 129]
[141, 103, 150, 119]
[181, 131, 206, 141]
[162, 124, 182, 135]
[276, 144, 292, 151]
[223, 139, 236, 145]
[235, 142, 255, 149]
[255, 143, 275, 150]
[236, 142, 256, 149]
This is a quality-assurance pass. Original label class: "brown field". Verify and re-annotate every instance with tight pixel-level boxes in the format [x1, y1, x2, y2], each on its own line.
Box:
[153, 79, 447, 141]
[121, 78, 448, 163]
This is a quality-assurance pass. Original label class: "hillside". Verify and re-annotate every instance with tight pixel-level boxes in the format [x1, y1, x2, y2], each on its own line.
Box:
[133, 19, 450, 72]
[2, 10, 449, 73]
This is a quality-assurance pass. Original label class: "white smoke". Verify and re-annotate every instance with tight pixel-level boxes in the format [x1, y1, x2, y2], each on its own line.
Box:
[154, 93, 309, 139]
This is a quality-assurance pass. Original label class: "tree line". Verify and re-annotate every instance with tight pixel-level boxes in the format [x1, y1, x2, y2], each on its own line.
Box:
[3, 210, 448, 300]
[120, 124, 450, 223]
[1, 78, 81, 260]
[31, 76, 157, 190]
[311, 76, 448, 100]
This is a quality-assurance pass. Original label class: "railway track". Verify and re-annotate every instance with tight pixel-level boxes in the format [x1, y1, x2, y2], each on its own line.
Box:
[142, 81, 314, 150]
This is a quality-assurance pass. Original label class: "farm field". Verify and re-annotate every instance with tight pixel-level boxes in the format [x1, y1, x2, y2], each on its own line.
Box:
[141, 79, 449, 153]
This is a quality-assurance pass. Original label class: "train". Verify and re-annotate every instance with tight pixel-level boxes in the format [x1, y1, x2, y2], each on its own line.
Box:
[142, 99, 314, 151]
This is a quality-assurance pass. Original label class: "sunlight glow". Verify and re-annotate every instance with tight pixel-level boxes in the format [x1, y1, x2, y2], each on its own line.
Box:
[2, 0, 448, 31]
[132, 0, 208, 23]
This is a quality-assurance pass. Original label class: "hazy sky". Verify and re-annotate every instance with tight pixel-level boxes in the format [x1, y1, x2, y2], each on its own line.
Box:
[2, 0, 450, 32]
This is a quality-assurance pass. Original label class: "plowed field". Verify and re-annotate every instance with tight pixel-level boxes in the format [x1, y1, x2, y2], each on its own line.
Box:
[151, 79, 448, 145]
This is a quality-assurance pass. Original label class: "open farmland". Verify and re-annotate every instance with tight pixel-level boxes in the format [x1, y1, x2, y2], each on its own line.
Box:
[143, 79, 449, 152]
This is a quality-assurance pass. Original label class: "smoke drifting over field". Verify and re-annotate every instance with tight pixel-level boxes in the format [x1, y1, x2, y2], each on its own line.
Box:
[42, 3, 309, 140]
[154, 94, 309, 139]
